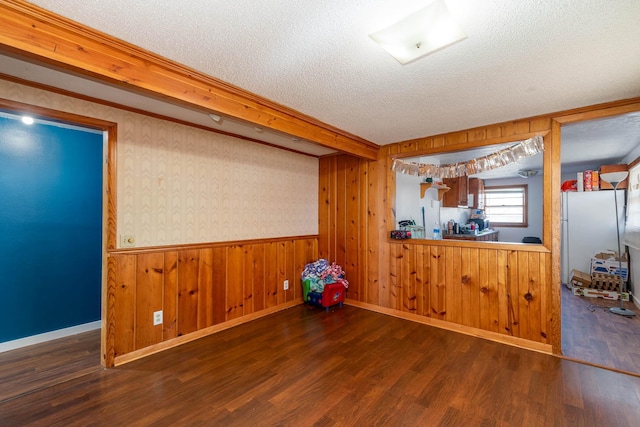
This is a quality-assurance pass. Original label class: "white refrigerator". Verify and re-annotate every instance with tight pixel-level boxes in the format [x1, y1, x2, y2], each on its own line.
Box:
[561, 190, 626, 284]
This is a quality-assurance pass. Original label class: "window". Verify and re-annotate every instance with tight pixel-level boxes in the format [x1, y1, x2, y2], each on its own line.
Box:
[484, 185, 528, 227]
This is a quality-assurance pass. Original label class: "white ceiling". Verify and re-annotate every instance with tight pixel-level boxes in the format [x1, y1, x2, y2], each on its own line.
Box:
[2, 1, 640, 170]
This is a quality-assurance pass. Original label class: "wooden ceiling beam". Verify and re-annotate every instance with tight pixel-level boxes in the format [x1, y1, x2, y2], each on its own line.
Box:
[0, 0, 379, 160]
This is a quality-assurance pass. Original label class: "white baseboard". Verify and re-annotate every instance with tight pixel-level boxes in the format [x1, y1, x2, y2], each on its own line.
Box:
[0, 321, 101, 354]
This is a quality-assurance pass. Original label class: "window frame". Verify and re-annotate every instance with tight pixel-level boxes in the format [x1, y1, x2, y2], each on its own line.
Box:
[484, 184, 529, 228]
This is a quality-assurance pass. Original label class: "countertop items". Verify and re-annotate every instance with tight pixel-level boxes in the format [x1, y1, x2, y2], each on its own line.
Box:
[442, 229, 499, 242]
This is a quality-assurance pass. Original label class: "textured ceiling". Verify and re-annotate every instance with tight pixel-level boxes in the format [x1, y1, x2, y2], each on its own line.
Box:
[25, 0, 640, 146]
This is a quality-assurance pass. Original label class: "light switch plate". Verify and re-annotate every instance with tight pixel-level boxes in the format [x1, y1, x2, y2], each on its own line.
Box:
[120, 235, 135, 248]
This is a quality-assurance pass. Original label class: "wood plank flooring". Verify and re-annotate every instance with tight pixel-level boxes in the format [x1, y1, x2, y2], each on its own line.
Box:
[2, 304, 640, 426]
[0, 329, 102, 403]
[562, 284, 640, 375]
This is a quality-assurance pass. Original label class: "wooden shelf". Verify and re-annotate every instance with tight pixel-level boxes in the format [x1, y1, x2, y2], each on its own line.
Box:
[420, 182, 450, 200]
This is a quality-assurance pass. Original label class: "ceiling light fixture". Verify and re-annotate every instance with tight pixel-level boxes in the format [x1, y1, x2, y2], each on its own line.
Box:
[368, 0, 466, 65]
[21, 116, 34, 125]
[517, 170, 539, 178]
[208, 113, 222, 123]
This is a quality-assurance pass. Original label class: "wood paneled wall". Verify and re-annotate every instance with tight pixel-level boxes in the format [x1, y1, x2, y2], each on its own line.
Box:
[107, 237, 317, 365]
[388, 243, 550, 343]
[318, 155, 386, 306]
[319, 115, 557, 351]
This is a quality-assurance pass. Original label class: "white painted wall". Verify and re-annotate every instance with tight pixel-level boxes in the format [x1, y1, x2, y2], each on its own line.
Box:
[395, 172, 422, 227]
[623, 153, 639, 306]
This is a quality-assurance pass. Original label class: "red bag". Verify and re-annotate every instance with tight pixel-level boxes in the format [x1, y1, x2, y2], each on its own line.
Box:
[306, 282, 346, 310]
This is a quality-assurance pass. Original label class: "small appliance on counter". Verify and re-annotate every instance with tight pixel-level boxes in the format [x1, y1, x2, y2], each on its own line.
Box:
[445, 219, 461, 235]
[468, 218, 490, 231]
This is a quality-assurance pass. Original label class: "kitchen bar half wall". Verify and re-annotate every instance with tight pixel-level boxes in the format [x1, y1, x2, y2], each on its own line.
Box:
[320, 111, 557, 353]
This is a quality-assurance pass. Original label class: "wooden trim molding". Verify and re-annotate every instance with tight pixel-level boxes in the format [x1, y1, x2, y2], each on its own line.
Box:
[114, 299, 302, 366]
[552, 100, 640, 125]
[0, 72, 322, 159]
[0, 0, 379, 160]
[346, 300, 553, 355]
[386, 238, 551, 252]
[549, 120, 562, 355]
[108, 235, 320, 255]
[391, 131, 546, 160]
[0, 97, 118, 367]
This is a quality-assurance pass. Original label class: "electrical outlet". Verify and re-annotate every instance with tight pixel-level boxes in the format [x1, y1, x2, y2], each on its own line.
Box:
[153, 310, 163, 326]
[283, 279, 289, 290]
[120, 234, 135, 248]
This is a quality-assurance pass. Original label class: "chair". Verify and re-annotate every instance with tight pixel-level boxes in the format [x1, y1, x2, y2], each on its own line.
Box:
[522, 236, 542, 244]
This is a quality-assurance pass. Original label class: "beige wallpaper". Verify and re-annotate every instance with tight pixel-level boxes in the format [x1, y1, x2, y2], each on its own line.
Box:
[0, 80, 319, 247]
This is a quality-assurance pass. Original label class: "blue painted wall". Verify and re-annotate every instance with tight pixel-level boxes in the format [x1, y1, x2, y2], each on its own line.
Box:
[0, 115, 103, 343]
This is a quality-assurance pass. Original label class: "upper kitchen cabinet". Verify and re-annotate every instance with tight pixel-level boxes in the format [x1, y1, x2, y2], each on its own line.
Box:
[442, 176, 469, 207]
[468, 178, 485, 209]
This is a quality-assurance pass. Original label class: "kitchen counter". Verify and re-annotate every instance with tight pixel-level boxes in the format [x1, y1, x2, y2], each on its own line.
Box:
[442, 229, 499, 242]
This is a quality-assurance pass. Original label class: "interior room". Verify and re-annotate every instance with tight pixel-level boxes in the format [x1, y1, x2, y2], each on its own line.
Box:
[1, 0, 640, 425]
[559, 113, 640, 375]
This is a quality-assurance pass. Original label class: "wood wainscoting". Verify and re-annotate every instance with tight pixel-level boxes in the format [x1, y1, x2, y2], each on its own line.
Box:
[386, 241, 551, 347]
[319, 113, 557, 353]
[106, 236, 318, 366]
[311, 99, 640, 355]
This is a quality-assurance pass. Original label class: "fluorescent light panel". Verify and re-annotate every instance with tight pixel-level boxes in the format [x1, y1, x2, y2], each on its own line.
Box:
[369, 0, 466, 65]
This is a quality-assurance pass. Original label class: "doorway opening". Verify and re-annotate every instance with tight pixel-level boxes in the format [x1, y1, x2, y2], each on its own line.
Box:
[558, 108, 640, 375]
[0, 98, 117, 369]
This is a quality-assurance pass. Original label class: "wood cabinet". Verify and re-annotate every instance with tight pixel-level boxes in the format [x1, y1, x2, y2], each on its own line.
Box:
[442, 176, 469, 207]
[468, 178, 485, 209]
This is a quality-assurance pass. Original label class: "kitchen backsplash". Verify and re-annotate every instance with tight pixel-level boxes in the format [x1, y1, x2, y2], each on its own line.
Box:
[440, 207, 470, 229]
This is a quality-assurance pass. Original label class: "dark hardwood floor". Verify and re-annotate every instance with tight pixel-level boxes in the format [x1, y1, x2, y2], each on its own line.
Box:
[2, 304, 640, 426]
[0, 328, 102, 403]
[562, 284, 640, 375]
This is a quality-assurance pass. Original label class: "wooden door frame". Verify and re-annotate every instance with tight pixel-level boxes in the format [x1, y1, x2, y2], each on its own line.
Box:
[552, 100, 640, 356]
[0, 98, 117, 367]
